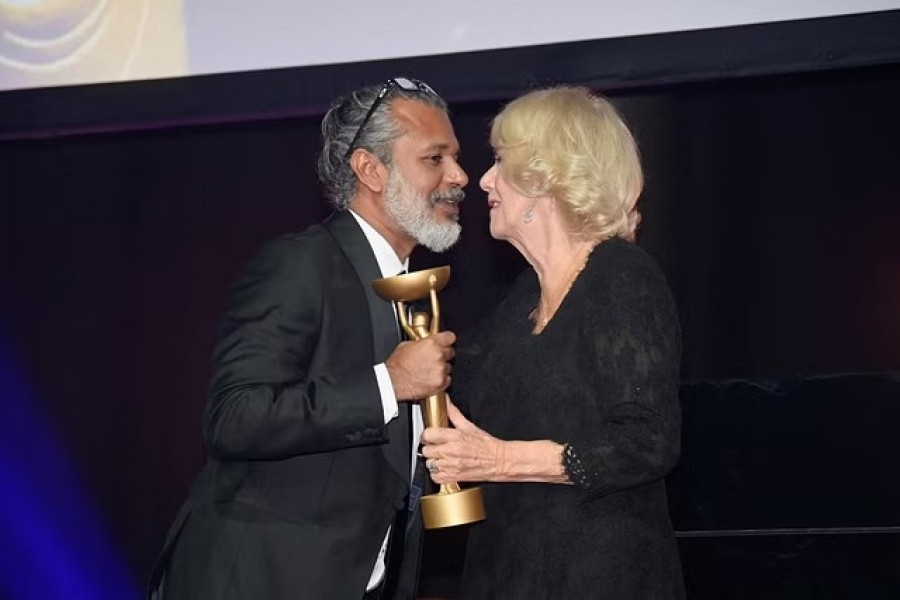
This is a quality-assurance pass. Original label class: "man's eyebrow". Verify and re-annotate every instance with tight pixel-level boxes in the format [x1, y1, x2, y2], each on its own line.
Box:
[422, 142, 459, 153]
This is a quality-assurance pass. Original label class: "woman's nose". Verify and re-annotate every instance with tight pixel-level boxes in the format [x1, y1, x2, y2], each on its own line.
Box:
[479, 163, 497, 192]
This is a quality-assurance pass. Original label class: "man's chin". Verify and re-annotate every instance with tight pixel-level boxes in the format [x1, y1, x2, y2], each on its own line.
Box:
[416, 223, 462, 253]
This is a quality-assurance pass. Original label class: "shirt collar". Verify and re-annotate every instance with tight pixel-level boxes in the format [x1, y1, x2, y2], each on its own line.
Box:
[348, 210, 408, 277]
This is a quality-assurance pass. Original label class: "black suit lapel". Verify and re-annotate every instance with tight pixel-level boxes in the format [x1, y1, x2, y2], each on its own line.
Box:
[324, 211, 411, 485]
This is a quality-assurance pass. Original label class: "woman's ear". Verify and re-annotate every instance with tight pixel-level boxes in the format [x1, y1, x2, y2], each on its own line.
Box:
[349, 149, 387, 194]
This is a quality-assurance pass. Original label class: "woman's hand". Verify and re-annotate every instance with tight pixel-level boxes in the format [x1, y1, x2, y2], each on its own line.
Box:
[420, 401, 571, 485]
[420, 401, 506, 485]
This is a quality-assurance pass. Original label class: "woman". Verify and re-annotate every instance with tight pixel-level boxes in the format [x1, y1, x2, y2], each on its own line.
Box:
[421, 87, 685, 599]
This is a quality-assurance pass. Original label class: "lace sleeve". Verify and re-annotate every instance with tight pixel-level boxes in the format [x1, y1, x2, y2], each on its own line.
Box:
[561, 442, 599, 489]
[559, 241, 682, 494]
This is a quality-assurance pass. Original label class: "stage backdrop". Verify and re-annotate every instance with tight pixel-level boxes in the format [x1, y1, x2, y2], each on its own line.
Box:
[1, 12, 900, 600]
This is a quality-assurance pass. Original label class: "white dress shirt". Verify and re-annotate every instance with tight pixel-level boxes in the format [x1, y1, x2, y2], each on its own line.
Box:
[349, 210, 425, 591]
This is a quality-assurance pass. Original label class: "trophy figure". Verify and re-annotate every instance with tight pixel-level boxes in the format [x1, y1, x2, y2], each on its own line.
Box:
[372, 266, 486, 529]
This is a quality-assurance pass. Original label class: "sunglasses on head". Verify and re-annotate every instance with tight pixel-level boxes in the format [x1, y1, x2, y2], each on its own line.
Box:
[344, 77, 438, 160]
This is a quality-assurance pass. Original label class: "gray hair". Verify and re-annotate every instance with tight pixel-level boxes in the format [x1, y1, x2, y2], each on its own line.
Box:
[316, 80, 449, 210]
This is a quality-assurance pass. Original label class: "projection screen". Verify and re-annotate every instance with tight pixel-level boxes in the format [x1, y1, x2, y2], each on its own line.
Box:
[2, 0, 899, 92]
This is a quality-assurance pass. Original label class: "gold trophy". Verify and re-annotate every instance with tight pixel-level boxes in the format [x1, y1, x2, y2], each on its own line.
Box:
[372, 266, 486, 529]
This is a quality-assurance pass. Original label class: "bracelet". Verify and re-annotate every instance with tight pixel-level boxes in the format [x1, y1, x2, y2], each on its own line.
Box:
[561, 442, 592, 488]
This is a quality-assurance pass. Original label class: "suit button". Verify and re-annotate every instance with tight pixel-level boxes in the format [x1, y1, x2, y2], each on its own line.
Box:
[344, 431, 363, 442]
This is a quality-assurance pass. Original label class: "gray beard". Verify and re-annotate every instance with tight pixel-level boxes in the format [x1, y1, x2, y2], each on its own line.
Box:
[384, 169, 462, 253]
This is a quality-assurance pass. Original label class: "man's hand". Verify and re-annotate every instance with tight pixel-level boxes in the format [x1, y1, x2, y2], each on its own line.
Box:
[385, 330, 456, 401]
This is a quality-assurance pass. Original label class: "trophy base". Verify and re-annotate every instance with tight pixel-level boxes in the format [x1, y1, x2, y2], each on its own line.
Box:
[421, 486, 486, 530]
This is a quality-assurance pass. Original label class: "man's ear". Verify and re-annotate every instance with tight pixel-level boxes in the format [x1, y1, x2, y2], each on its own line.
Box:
[349, 149, 387, 194]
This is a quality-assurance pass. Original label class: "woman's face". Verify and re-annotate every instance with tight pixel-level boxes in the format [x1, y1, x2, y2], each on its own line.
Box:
[479, 153, 534, 243]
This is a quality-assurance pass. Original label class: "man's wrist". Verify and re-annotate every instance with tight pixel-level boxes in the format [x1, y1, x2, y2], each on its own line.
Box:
[374, 363, 399, 424]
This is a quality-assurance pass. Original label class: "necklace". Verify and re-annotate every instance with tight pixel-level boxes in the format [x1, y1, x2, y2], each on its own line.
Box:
[531, 241, 596, 334]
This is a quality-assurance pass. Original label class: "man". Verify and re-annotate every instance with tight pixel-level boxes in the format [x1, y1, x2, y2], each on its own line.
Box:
[149, 77, 467, 599]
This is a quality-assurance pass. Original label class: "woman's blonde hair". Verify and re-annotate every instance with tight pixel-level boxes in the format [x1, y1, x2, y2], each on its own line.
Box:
[490, 86, 642, 240]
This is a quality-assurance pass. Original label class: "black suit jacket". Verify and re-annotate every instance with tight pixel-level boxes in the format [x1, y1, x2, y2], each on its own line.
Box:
[149, 211, 421, 599]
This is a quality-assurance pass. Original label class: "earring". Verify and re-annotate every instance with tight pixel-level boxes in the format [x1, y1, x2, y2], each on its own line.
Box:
[522, 199, 537, 224]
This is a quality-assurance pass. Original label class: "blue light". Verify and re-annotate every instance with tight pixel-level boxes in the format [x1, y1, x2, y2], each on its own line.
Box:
[0, 335, 139, 599]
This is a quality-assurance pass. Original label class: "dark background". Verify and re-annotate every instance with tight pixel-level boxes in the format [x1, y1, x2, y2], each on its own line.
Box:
[1, 11, 899, 599]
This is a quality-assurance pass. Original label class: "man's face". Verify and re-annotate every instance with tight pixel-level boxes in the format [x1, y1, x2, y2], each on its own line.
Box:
[383, 98, 468, 252]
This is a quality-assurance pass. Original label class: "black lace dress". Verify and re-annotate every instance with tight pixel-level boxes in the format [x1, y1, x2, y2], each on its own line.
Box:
[453, 237, 685, 599]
